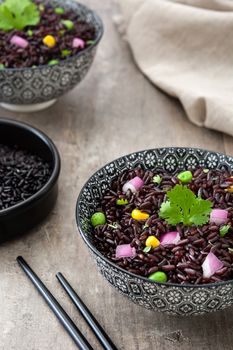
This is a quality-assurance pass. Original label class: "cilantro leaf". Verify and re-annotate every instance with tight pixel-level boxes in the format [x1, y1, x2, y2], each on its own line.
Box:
[159, 201, 183, 225]
[166, 184, 196, 224]
[143, 246, 151, 253]
[0, 5, 15, 31]
[153, 175, 161, 185]
[142, 223, 149, 230]
[189, 198, 213, 226]
[220, 224, 231, 237]
[159, 184, 212, 226]
[61, 49, 71, 57]
[0, 0, 40, 31]
[108, 222, 119, 230]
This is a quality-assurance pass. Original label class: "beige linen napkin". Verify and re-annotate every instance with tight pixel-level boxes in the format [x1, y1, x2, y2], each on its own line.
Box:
[117, 0, 233, 136]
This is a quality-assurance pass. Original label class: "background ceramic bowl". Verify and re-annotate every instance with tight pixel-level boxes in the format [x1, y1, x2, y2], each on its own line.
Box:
[0, 118, 60, 242]
[76, 147, 233, 316]
[0, 0, 103, 112]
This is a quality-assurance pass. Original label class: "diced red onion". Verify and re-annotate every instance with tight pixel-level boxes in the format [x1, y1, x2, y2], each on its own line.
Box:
[122, 176, 144, 193]
[10, 35, 29, 48]
[202, 252, 224, 278]
[210, 209, 228, 225]
[160, 231, 180, 246]
[116, 244, 136, 259]
[72, 38, 85, 49]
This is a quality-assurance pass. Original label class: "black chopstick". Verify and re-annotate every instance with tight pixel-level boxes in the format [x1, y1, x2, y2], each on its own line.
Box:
[17, 256, 94, 350]
[56, 272, 118, 350]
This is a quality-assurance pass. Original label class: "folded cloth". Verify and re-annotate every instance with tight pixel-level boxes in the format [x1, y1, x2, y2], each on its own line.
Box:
[117, 0, 233, 136]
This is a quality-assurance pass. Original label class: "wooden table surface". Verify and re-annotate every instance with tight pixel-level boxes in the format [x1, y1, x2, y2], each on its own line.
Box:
[1, 1, 233, 349]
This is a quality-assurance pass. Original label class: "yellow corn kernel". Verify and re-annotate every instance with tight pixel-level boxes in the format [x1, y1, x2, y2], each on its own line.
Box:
[131, 209, 149, 221]
[225, 186, 233, 193]
[145, 236, 160, 248]
[43, 35, 56, 48]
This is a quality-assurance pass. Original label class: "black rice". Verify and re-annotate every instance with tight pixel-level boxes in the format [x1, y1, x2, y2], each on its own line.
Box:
[92, 167, 233, 285]
[0, 144, 52, 210]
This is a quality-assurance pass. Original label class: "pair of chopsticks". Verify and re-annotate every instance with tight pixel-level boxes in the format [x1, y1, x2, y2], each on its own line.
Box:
[17, 256, 118, 350]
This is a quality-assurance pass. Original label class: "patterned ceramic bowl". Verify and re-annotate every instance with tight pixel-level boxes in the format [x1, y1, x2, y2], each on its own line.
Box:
[76, 148, 233, 316]
[0, 0, 103, 112]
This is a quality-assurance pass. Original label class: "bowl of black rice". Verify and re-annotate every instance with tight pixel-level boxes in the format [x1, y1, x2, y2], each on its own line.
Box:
[76, 147, 233, 316]
[0, 0, 103, 112]
[0, 118, 60, 242]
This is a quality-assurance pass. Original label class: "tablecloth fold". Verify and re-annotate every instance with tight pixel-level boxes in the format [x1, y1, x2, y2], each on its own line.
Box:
[117, 0, 233, 135]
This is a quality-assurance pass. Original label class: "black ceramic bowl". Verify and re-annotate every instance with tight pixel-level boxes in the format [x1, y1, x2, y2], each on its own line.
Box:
[0, 0, 103, 112]
[76, 148, 233, 316]
[0, 118, 60, 242]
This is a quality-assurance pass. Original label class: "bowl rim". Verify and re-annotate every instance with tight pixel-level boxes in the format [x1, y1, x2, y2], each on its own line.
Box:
[0, 0, 104, 72]
[76, 147, 233, 289]
[0, 117, 61, 217]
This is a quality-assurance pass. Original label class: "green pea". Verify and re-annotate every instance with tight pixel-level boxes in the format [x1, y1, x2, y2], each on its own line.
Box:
[55, 7, 65, 14]
[61, 20, 74, 30]
[148, 271, 167, 282]
[91, 212, 106, 227]
[0, 64, 4, 69]
[116, 198, 128, 205]
[48, 59, 59, 65]
[177, 170, 193, 183]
